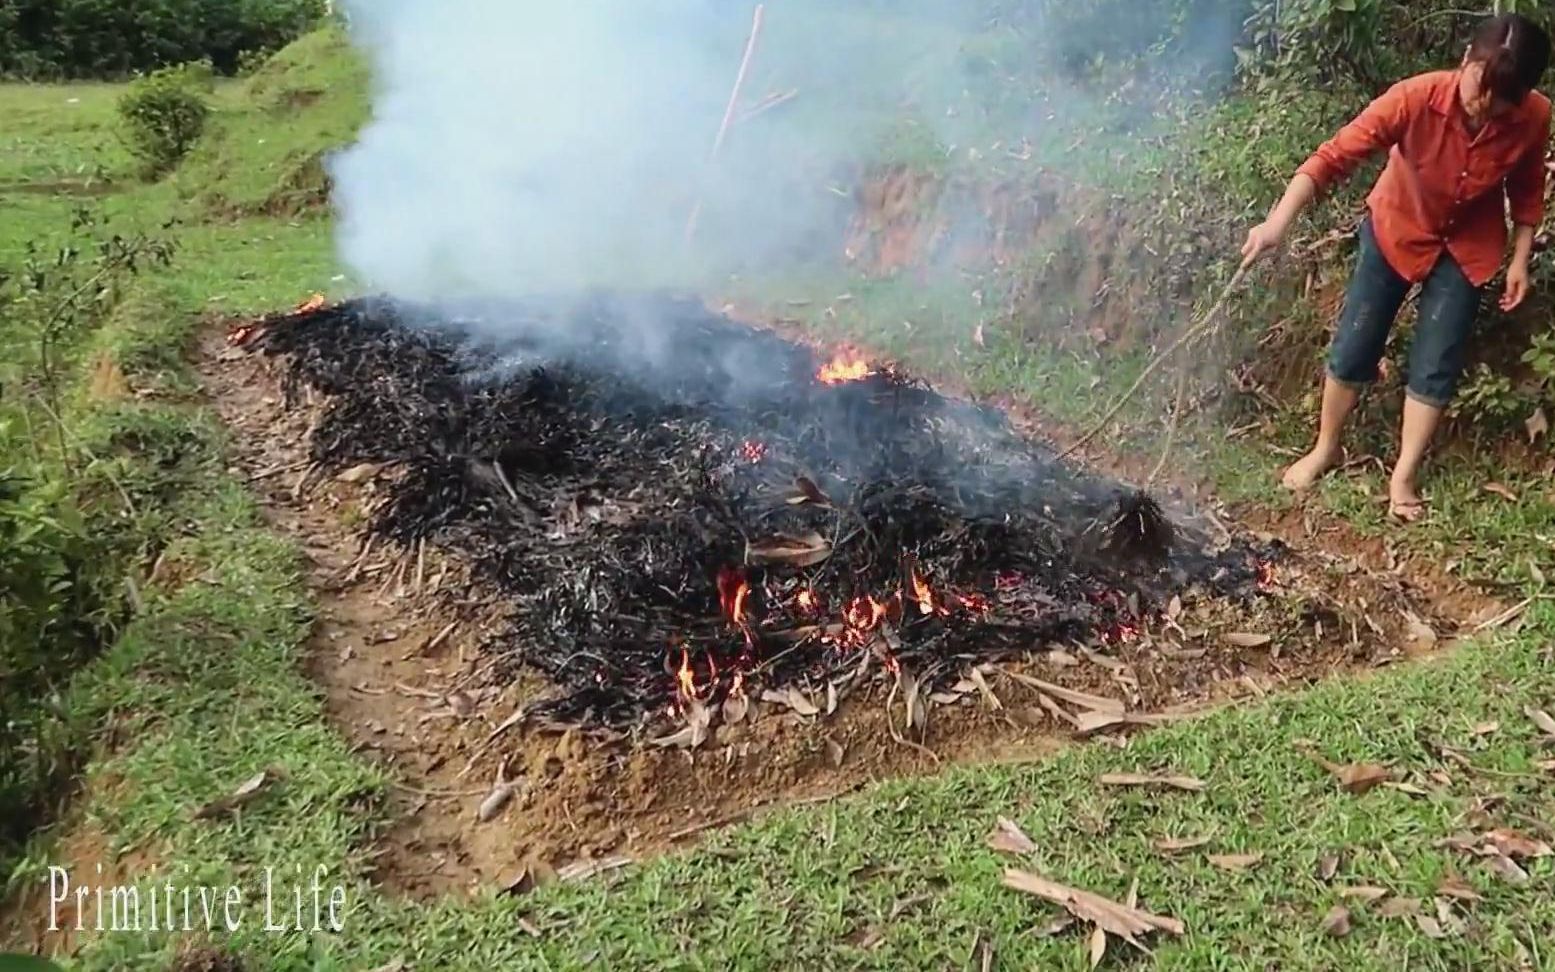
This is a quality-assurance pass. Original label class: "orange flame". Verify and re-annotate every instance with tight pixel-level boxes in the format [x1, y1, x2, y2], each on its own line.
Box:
[717, 567, 751, 625]
[295, 293, 327, 314]
[675, 646, 696, 700]
[909, 568, 939, 616]
[816, 348, 872, 385]
[796, 589, 816, 612]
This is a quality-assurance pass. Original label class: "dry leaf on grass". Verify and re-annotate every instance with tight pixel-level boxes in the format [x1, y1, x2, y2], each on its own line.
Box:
[556, 854, 632, 883]
[1304, 749, 1393, 794]
[1154, 835, 1212, 854]
[1319, 905, 1351, 937]
[1526, 707, 1555, 737]
[1415, 913, 1447, 938]
[1484, 853, 1530, 884]
[746, 532, 832, 567]
[1482, 828, 1553, 860]
[1337, 886, 1390, 902]
[1378, 897, 1421, 919]
[1221, 631, 1271, 648]
[1481, 482, 1519, 502]
[1002, 868, 1184, 951]
[193, 768, 281, 820]
[1436, 875, 1482, 902]
[1206, 852, 1263, 872]
[1434, 897, 1468, 936]
[1317, 852, 1341, 882]
[988, 817, 1038, 856]
[1088, 925, 1108, 968]
[1098, 773, 1206, 792]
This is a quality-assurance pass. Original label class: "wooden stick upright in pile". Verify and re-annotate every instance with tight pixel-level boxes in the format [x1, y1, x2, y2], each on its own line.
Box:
[685, 4, 765, 244]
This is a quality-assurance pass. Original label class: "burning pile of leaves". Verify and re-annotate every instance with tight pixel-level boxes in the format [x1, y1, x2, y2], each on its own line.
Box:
[235, 293, 1273, 730]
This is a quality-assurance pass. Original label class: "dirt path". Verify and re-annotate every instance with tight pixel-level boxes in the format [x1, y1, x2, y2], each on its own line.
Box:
[192, 312, 1495, 900]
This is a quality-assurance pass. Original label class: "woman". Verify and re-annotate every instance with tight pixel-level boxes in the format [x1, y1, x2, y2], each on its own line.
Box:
[1242, 13, 1551, 522]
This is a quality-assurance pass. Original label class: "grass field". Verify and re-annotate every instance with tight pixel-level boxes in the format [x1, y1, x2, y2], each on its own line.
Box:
[2, 24, 1553, 971]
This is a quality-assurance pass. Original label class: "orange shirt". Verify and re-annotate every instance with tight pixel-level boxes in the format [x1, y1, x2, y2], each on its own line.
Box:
[1297, 70, 1550, 286]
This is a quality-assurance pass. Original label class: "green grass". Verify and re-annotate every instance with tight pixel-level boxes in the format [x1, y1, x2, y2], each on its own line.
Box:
[4, 21, 1555, 971]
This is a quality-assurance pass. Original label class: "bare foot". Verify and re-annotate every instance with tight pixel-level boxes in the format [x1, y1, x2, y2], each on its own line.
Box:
[1281, 445, 1341, 492]
[1388, 477, 1427, 523]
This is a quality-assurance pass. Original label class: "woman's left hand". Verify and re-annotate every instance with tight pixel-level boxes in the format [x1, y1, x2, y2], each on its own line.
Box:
[1501, 261, 1531, 311]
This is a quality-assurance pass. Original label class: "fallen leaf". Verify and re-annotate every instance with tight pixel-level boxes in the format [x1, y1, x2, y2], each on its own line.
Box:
[1526, 406, 1548, 445]
[988, 817, 1038, 856]
[556, 854, 632, 882]
[887, 893, 931, 920]
[722, 693, 749, 725]
[746, 532, 832, 567]
[1471, 721, 1500, 736]
[1317, 852, 1341, 882]
[1002, 869, 1185, 945]
[1319, 905, 1351, 937]
[1166, 595, 1183, 620]
[1206, 852, 1263, 872]
[1483, 828, 1552, 860]
[968, 666, 1003, 711]
[1221, 631, 1271, 648]
[1378, 897, 1420, 919]
[1154, 835, 1212, 854]
[1436, 875, 1482, 902]
[335, 462, 380, 484]
[1088, 924, 1108, 969]
[1484, 853, 1530, 884]
[1333, 762, 1393, 795]
[1434, 897, 1468, 936]
[193, 768, 281, 820]
[1098, 773, 1206, 792]
[477, 781, 517, 822]
[1482, 482, 1519, 502]
[827, 734, 852, 765]
[826, 681, 839, 716]
[1526, 707, 1555, 737]
[1415, 914, 1447, 938]
[1531, 559, 1547, 588]
[1337, 886, 1390, 902]
[789, 475, 832, 507]
[762, 687, 820, 717]
[1403, 612, 1437, 647]
[1000, 670, 1125, 714]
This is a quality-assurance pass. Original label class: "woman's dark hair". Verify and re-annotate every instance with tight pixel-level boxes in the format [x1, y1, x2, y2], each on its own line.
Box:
[1468, 13, 1551, 104]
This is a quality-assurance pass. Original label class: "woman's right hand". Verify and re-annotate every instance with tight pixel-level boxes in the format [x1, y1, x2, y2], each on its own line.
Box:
[1240, 220, 1286, 267]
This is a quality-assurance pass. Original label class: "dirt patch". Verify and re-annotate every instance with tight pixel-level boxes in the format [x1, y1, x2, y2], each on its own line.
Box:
[0, 811, 162, 956]
[186, 301, 1484, 903]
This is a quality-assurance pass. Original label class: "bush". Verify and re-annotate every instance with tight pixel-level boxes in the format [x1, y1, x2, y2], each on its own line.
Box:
[118, 62, 213, 178]
[0, 0, 327, 79]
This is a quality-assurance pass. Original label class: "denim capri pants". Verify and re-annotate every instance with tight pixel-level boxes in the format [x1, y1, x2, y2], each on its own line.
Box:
[1327, 218, 1485, 408]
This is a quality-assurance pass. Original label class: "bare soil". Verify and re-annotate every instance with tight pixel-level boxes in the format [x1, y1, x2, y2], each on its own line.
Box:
[188, 313, 1490, 902]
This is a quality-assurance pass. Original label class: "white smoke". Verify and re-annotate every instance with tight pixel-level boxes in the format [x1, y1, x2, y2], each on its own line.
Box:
[329, 1, 1243, 306]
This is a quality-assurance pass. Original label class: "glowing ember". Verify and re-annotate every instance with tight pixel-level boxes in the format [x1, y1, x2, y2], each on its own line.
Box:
[738, 439, 767, 463]
[842, 595, 888, 631]
[796, 589, 817, 612]
[907, 567, 952, 617]
[816, 348, 872, 385]
[295, 293, 327, 314]
[956, 592, 992, 613]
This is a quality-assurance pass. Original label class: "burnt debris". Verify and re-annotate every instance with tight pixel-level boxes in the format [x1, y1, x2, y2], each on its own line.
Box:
[246, 293, 1273, 727]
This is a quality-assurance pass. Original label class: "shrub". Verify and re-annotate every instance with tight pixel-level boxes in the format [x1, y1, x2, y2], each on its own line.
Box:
[118, 61, 213, 178]
[0, 0, 327, 79]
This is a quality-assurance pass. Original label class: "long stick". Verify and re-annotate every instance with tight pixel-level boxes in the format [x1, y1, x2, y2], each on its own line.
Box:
[1059, 263, 1249, 460]
[685, 4, 765, 244]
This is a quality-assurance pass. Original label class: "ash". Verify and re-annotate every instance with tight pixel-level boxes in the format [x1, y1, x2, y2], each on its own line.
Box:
[250, 293, 1273, 727]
